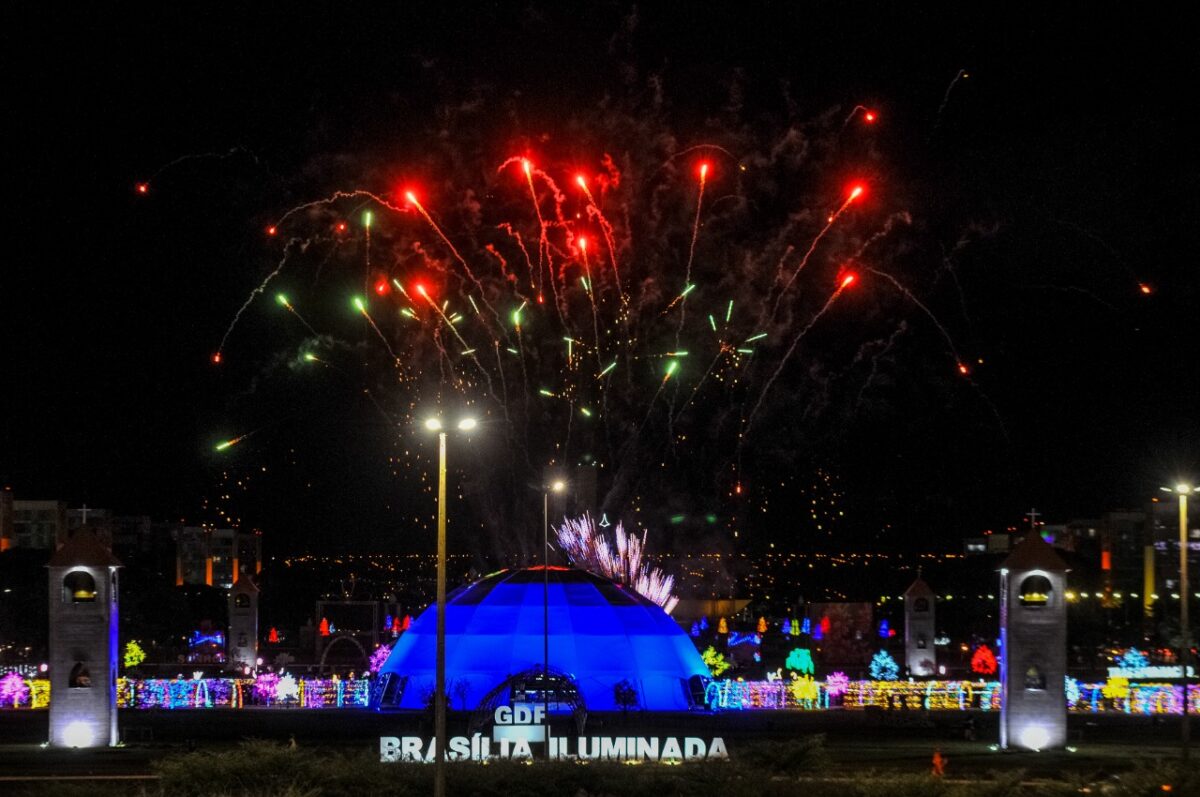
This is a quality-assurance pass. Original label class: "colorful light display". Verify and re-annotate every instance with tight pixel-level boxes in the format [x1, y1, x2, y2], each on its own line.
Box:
[868, 650, 899, 680]
[113, 676, 371, 709]
[4, 672, 1197, 715]
[0, 672, 31, 708]
[374, 567, 709, 711]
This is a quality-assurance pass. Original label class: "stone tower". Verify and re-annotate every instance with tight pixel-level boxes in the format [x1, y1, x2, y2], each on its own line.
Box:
[47, 528, 121, 747]
[1000, 532, 1069, 751]
[227, 575, 259, 671]
[903, 577, 937, 676]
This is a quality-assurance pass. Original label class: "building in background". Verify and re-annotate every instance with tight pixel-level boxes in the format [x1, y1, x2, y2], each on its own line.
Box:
[8, 499, 67, 550]
[174, 527, 262, 589]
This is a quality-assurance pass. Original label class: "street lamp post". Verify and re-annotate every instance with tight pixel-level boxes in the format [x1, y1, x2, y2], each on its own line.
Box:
[1161, 482, 1195, 761]
[542, 479, 566, 759]
[424, 416, 476, 797]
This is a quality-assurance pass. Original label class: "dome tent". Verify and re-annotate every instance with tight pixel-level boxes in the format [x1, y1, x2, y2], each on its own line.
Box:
[374, 566, 708, 711]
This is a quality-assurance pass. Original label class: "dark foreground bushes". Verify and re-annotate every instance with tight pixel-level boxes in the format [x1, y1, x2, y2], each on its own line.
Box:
[8, 738, 1199, 796]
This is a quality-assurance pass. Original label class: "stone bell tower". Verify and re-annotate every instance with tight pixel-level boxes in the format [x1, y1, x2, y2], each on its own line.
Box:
[903, 576, 937, 677]
[227, 575, 259, 671]
[47, 528, 122, 747]
[1000, 532, 1069, 751]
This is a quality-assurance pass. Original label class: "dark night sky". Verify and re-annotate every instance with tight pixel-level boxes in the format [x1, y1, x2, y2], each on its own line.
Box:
[2, 4, 1197, 556]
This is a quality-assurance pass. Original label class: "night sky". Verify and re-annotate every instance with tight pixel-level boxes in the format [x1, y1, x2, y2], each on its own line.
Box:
[3, 4, 1197, 557]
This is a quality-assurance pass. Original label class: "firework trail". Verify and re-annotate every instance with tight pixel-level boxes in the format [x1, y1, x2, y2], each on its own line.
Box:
[840, 104, 877, 130]
[577, 237, 604, 367]
[216, 238, 307, 361]
[575, 174, 624, 302]
[406, 190, 509, 333]
[275, 293, 319, 337]
[214, 428, 259, 451]
[864, 266, 966, 369]
[195, 86, 1013, 562]
[932, 68, 969, 135]
[678, 162, 708, 338]
[138, 146, 260, 191]
[555, 513, 678, 613]
[853, 321, 908, 411]
[769, 185, 863, 322]
[746, 273, 857, 434]
[353, 296, 401, 363]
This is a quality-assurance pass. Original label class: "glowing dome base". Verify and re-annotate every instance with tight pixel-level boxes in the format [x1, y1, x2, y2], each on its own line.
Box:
[374, 567, 708, 712]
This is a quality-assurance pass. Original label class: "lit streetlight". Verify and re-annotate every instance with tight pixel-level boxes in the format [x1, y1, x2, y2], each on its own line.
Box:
[542, 478, 566, 758]
[424, 415, 477, 797]
[1160, 482, 1196, 760]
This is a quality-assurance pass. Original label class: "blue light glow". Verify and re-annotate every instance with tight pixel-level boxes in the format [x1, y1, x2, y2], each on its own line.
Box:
[374, 567, 708, 711]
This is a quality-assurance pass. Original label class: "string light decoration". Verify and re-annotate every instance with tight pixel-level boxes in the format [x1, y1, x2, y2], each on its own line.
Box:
[8, 674, 1194, 715]
[111, 676, 372, 709]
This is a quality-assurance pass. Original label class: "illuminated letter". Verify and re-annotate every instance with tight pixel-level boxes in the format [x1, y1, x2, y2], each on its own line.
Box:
[449, 736, 470, 761]
[660, 737, 682, 760]
[684, 738, 706, 760]
[495, 705, 512, 725]
[601, 737, 626, 760]
[400, 737, 422, 762]
[708, 737, 728, 759]
[380, 736, 400, 763]
[636, 737, 659, 760]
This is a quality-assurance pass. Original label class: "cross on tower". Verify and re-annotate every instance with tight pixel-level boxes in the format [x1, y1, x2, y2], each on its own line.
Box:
[79, 504, 90, 525]
[1025, 507, 1041, 530]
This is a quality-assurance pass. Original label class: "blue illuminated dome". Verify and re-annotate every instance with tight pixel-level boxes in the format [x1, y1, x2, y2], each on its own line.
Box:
[374, 567, 708, 711]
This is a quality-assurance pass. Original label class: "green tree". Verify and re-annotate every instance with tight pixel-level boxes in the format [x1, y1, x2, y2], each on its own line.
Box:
[785, 647, 815, 675]
[123, 640, 147, 670]
[701, 645, 731, 677]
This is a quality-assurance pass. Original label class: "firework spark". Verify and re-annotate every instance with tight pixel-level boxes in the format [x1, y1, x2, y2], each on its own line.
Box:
[555, 514, 678, 613]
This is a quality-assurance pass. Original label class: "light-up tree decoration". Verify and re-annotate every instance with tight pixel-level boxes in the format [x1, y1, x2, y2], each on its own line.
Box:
[277, 674, 299, 703]
[717, 617, 729, 635]
[825, 671, 849, 697]
[785, 648, 815, 676]
[253, 672, 280, 704]
[869, 650, 899, 680]
[756, 616, 767, 634]
[369, 643, 393, 674]
[0, 672, 30, 708]
[789, 674, 819, 705]
[970, 644, 998, 675]
[701, 646, 731, 678]
[1117, 648, 1149, 669]
[123, 641, 147, 670]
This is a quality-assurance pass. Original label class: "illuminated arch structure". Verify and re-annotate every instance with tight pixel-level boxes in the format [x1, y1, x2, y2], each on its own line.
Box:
[374, 567, 709, 712]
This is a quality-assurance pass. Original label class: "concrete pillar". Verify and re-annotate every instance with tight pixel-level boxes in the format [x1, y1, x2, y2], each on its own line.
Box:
[903, 577, 936, 676]
[47, 528, 122, 747]
[227, 576, 260, 672]
[1000, 533, 1069, 751]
